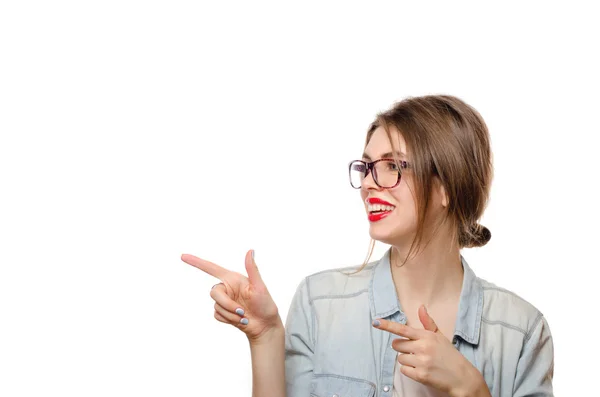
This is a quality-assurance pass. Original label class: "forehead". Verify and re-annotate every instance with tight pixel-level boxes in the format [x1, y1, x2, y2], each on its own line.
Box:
[363, 125, 408, 159]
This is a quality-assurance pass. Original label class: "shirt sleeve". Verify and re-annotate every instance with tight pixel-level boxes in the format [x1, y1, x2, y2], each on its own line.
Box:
[284, 277, 315, 397]
[512, 314, 554, 396]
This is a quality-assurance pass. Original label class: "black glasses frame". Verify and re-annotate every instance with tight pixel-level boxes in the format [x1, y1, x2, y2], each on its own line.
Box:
[348, 158, 410, 189]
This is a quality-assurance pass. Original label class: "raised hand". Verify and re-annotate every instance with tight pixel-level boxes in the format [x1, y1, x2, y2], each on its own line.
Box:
[181, 250, 282, 342]
[373, 305, 490, 397]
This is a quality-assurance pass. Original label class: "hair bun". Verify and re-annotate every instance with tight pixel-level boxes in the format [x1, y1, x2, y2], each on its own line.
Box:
[472, 223, 492, 247]
[464, 223, 492, 248]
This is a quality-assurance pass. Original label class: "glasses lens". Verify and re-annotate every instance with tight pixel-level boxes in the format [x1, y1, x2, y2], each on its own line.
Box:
[373, 160, 400, 188]
[349, 161, 366, 188]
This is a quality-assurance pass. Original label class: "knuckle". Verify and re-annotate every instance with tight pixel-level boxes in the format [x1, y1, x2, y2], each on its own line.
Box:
[421, 355, 433, 368]
[400, 364, 410, 376]
[393, 324, 405, 335]
[416, 368, 429, 383]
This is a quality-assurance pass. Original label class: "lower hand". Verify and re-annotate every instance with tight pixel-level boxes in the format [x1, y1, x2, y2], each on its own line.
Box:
[373, 305, 490, 397]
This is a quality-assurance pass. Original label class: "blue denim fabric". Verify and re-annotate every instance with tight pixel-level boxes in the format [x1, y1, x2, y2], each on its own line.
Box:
[284, 249, 554, 397]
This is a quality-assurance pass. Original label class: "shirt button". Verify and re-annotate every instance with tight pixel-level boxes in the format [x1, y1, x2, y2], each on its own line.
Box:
[383, 385, 390, 392]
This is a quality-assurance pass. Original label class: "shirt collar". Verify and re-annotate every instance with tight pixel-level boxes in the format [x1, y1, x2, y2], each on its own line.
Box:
[369, 248, 483, 345]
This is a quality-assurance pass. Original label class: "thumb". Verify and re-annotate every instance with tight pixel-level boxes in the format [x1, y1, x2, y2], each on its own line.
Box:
[245, 249, 265, 288]
[418, 305, 440, 333]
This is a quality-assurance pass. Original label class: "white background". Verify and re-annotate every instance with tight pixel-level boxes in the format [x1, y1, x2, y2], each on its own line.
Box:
[1, 1, 598, 396]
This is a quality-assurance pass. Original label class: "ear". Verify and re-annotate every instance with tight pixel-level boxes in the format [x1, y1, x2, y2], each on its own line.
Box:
[434, 176, 449, 208]
[440, 184, 449, 208]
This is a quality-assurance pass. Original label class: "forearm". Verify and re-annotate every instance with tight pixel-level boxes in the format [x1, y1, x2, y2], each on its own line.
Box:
[248, 322, 286, 397]
[468, 379, 491, 397]
[452, 366, 491, 397]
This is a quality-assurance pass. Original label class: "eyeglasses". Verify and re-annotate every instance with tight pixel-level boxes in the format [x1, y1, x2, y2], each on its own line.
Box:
[348, 158, 410, 189]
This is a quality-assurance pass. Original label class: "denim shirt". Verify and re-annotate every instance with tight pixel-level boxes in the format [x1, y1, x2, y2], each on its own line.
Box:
[284, 249, 554, 397]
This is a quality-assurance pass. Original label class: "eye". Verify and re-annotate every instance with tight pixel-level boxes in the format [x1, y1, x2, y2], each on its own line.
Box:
[385, 161, 399, 171]
[352, 163, 366, 173]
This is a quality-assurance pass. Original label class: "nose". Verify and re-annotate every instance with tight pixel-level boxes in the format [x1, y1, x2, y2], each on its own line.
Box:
[361, 169, 381, 191]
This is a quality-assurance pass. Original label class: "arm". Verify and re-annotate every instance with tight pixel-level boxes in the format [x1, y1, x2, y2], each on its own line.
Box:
[247, 277, 314, 397]
[512, 314, 554, 397]
[455, 369, 492, 397]
[249, 321, 286, 397]
[284, 277, 315, 397]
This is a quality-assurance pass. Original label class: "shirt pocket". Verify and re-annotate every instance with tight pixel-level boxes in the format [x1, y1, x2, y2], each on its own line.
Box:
[310, 374, 376, 397]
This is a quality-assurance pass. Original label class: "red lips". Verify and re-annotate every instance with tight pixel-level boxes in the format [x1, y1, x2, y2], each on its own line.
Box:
[368, 212, 391, 222]
[366, 197, 395, 222]
[366, 197, 394, 206]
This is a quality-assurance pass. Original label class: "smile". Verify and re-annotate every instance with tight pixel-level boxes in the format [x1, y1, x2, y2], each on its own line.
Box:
[366, 198, 396, 222]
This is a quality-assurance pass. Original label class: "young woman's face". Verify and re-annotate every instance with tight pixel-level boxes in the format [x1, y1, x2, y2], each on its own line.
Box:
[360, 126, 419, 246]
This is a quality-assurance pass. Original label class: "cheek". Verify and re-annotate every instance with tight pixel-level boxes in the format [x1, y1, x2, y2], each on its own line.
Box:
[389, 183, 413, 207]
[390, 186, 418, 220]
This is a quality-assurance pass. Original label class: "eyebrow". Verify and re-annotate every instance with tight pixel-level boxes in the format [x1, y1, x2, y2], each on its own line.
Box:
[362, 151, 406, 161]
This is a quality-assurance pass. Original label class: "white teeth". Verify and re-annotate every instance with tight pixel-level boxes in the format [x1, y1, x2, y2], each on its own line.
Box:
[368, 204, 395, 212]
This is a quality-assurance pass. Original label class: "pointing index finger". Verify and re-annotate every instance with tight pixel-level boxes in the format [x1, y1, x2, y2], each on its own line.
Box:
[181, 254, 229, 279]
[372, 318, 424, 340]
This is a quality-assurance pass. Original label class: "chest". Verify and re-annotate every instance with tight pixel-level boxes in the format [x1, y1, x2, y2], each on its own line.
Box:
[401, 302, 459, 341]
[309, 297, 519, 397]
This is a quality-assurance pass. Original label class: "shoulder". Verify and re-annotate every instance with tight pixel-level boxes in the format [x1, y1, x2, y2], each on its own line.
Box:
[478, 277, 545, 337]
[298, 261, 378, 301]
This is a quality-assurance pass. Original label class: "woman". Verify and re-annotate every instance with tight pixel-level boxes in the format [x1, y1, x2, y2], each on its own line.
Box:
[181, 95, 554, 397]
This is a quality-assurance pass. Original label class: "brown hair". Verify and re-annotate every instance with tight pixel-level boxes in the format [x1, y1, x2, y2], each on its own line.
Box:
[358, 95, 493, 270]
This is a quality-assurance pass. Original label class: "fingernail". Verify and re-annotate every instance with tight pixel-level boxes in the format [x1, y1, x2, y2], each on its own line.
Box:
[240, 318, 249, 325]
[372, 319, 381, 327]
[235, 308, 245, 316]
[251, 250, 255, 260]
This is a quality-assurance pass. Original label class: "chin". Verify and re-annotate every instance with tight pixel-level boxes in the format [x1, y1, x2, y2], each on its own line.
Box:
[368, 226, 395, 244]
[368, 220, 414, 246]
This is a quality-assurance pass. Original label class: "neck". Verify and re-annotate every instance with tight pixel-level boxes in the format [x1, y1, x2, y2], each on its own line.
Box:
[389, 233, 463, 308]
